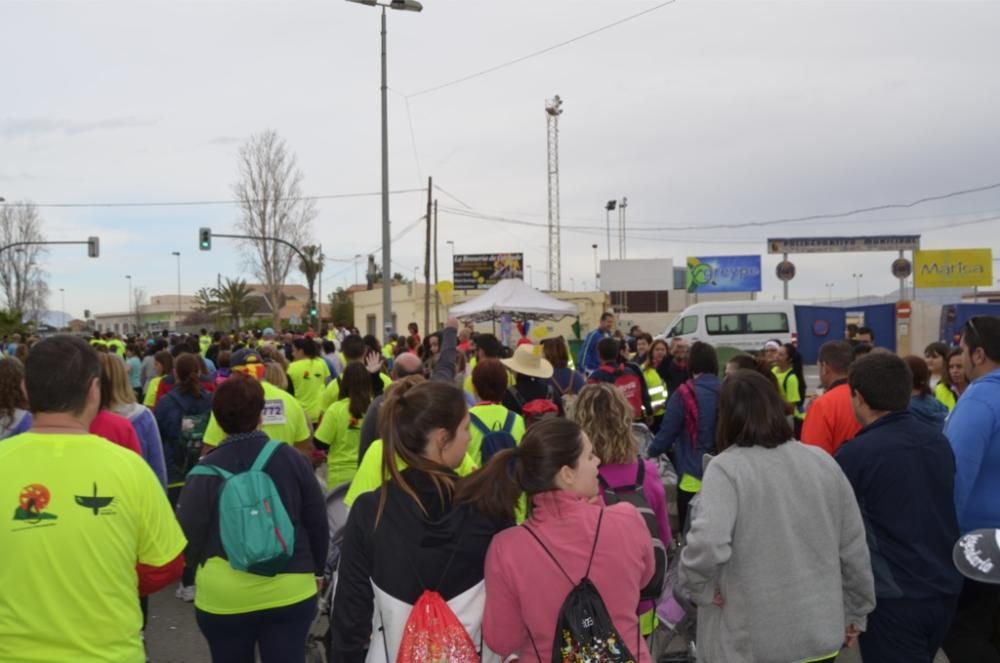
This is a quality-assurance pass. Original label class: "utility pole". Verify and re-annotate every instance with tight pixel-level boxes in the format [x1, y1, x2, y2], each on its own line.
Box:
[619, 196, 628, 259]
[433, 199, 440, 329]
[424, 176, 432, 336]
[545, 95, 563, 292]
[604, 199, 616, 261]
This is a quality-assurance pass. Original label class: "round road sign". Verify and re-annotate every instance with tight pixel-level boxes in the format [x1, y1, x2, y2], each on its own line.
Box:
[776, 260, 796, 282]
[891, 258, 913, 279]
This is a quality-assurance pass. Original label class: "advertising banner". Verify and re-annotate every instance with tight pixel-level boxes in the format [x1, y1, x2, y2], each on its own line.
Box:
[686, 255, 762, 293]
[914, 249, 993, 288]
[453, 253, 523, 290]
[767, 235, 921, 254]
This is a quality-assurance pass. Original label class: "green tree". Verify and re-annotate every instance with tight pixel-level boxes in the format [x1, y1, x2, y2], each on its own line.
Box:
[213, 278, 256, 329]
[328, 288, 354, 328]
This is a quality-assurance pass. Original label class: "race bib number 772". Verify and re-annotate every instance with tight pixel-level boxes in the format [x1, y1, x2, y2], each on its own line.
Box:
[262, 399, 287, 425]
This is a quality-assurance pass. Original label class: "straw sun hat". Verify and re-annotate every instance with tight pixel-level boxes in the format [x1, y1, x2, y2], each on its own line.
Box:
[501, 344, 554, 379]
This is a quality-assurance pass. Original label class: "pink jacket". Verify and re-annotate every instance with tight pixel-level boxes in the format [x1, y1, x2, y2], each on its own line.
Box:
[483, 490, 655, 662]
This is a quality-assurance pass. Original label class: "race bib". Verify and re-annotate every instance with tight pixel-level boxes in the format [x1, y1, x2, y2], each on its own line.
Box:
[262, 399, 287, 425]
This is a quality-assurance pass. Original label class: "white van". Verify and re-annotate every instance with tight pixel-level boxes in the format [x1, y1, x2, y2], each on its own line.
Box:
[658, 301, 798, 352]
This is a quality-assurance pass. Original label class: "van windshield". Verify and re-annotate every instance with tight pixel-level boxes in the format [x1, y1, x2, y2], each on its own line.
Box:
[669, 315, 697, 336]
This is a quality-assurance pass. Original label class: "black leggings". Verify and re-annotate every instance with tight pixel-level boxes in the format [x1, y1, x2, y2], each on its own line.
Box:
[196, 595, 316, 663]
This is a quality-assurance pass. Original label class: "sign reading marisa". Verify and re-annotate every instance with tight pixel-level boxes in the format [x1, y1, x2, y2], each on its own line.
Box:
[767, 235, 921, 254]
[914, 249, 993, 288]
[453, 253, 523, 290]
[686, 255, 762, 293]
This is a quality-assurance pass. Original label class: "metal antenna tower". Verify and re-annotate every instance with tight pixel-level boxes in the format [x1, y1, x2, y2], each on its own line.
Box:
[545, 95, 563, 292]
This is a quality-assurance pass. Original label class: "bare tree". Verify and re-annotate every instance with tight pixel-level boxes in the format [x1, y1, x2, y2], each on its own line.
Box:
[0, 202, 48, 316]
[232, 130, 316, 328]
[132, 286, 147, 332]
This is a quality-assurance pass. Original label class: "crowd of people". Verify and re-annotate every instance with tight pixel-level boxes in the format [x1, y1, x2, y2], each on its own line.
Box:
[0, 312, 998, 663]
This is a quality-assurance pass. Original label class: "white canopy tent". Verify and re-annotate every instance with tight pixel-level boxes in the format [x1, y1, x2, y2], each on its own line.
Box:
[449, 278, 578, 322]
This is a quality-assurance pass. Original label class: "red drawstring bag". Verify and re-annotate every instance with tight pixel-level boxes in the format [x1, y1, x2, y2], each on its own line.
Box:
[396, 589, 480, 663]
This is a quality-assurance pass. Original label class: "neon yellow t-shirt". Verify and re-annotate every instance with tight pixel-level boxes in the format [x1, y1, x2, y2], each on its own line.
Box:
[287, 357, 331, 423]
[0, 433, 186, 663]
[203, 381, 311, 448]
[467, 403, 525, 465]
[143, 375, 163, 407]
[315, 399, 366, 489]
[199, 336, 212, 355]
[344, 438, 478, 507]
[322, 371, 392, 411]
[108, 339, 126, 358]
[195, 557, 315, 615]
[773, 367, 805, 420]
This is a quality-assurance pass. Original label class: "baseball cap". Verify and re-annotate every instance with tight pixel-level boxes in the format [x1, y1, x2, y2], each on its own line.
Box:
[262, 327, 275, 337]
[230, 348, 265, 380]
[953, 529, 1000, 584]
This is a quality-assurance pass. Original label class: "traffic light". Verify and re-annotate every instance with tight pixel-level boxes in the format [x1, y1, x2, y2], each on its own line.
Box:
[308, 301, 318, 317]
[87, 236, 99, 258]
[199, 227, 212, 251]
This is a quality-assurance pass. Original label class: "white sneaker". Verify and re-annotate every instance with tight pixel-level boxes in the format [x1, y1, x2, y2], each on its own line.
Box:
[174, 583, 195, 602]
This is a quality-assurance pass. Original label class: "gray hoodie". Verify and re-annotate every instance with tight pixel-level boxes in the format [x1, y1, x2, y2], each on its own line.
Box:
[679, 441, 875, 663]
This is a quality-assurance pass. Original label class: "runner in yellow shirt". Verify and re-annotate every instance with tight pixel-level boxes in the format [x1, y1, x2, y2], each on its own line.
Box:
[287, 338, 330, 425]
[201, 349, 313, 455]
[314, 363, 374, 489]
[0, 336, 186, 663]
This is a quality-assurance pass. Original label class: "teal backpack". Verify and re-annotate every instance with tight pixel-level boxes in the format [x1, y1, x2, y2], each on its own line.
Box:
[188, 440, 295, 577]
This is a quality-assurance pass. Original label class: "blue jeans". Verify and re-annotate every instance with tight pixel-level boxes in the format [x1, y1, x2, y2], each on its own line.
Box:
[196, 595, 316, 663]
[861, 595, 958, 663]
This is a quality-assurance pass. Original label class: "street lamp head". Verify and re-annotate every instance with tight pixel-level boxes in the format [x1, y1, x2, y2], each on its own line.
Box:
[390, 0, 423, 11]
[345, 0, 378, 5]
[172, 251, 180, 256]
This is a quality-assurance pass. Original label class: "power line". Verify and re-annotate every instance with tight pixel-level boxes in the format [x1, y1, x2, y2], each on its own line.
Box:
[438, 179, 1000, 233]
[0, 188, 426, 209]
[405, 0, 679, 99]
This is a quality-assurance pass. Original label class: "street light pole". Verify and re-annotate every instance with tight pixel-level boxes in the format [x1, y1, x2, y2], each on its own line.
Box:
[60, 288, 66, 328]
[172, 252, 181, 328]
[592, 243, 599, 289]
[852, 273, 863, 303]
[825, 282, 834, 302]
[126, 275, 132, 315]
[446, 240, 455, 278]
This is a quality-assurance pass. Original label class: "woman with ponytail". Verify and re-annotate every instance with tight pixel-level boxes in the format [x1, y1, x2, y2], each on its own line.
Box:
[154, 352, 214, 602]
[458, 418, 656, 662]
[330, 379, 504, 662]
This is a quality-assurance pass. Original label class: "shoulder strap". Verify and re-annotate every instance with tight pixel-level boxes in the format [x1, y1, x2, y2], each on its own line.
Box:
[250, 439, 283, 472]
[501, 410, 516, 434]
[634, 457, 645, 490]
[507, 386, 526, 408]
[522, 525, 574, 584]
[468, 412, 490, 435]
[187, 462, 233, 480]
[524, 509, 605, 582]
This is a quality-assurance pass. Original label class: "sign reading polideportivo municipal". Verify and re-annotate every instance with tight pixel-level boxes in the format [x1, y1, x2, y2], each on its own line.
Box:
[453, 253, 524, 290]
[767, 235, 921, 254]
[687, 255, 762, 293]
[914, 249, 993, 289]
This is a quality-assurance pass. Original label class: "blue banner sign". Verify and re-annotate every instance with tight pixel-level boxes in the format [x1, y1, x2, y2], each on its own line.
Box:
[687, 255, 762, 293]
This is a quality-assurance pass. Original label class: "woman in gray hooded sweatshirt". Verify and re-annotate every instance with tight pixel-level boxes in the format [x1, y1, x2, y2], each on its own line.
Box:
[678, 369, 875, 663]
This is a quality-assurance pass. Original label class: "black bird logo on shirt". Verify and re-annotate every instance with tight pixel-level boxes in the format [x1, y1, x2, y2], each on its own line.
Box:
[74, 483, 114, 515]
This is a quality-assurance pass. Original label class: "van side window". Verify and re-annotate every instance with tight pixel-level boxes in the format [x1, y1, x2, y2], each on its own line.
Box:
[706, 314, 742, 335]
[671, 315, 697, 336]
[746, 313, 789, 333]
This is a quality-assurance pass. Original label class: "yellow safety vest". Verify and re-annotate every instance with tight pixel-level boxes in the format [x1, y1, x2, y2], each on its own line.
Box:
[643, 367, 667, 416]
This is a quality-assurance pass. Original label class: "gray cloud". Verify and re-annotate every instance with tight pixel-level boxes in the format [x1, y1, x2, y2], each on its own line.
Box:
[1, 116, 157, 138]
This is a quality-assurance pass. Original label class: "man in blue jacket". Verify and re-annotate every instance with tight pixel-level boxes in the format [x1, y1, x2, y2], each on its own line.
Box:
[943, 315, 1000, 662]
[648, 341, 720, 533]
[577, 312, 614, 376]
[836, 352, 962, 662]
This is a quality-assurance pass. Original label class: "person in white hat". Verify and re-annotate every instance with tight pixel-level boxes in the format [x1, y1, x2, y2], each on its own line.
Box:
[500, 344, 563, 422]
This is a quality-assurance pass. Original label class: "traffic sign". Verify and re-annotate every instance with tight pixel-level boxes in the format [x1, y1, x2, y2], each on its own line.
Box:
[891, 258, 912, 279]
[896, 300, 912, 319]
[776, 260, 796, 282]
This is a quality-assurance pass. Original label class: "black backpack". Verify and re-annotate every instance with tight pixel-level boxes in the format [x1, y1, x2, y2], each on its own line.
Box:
[469, 410, 517, 465]
[598, 460, 667, 602]
[523, 510, 638, 663]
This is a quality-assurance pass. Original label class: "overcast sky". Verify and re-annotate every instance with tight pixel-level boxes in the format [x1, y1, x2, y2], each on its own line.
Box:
[4, 0, 1000, 318]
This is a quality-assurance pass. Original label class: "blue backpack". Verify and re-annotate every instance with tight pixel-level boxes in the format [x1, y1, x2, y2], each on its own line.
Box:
[187, 440, 295, 577]
[469, 410, 517, 465]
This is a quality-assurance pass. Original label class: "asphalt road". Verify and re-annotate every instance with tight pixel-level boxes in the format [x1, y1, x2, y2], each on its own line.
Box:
[145, 587, 210, 663]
